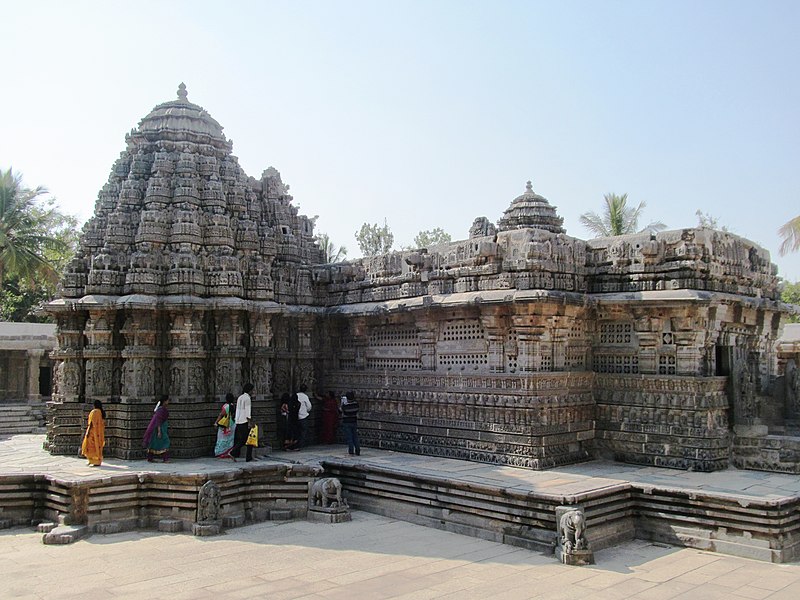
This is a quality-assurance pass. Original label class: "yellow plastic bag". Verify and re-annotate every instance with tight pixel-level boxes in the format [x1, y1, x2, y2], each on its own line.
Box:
[246, 425, 259, 447]
[216, 413, 230, 428]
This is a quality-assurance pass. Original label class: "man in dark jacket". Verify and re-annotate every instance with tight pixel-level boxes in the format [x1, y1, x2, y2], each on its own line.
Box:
[340, 391, 360, 456]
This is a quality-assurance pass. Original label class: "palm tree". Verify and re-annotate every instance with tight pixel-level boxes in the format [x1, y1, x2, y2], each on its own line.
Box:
[315, 232, 348, 263]
[0, 168, 65, 284]
[779, 216, 800, 256]
[579, 193, 667, 238]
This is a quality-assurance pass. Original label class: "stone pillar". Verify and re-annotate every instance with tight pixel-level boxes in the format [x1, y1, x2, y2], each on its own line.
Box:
[481, 310, 508, 374]
[84, 310, 118, 401]
[26, 349, 44, 402]
[167, 309, 208, 400]
[249, 313, 273, 397]
[295, 315, 316, 391]
[417, 321, 437, 371]
[52, 312, 86, 403]
[351, 317, 368, 371]
[214, 310, 246, 399]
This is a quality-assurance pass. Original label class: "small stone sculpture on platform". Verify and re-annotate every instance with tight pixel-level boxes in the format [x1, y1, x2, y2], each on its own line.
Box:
[555, 505, 593, 565]
[310, 477, 346, 508]
[193, 480, 222, 536]
[308, 477, 351, 523]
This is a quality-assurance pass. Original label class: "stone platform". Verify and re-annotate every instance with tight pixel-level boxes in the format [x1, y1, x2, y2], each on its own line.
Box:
[1, 434, 799, 563]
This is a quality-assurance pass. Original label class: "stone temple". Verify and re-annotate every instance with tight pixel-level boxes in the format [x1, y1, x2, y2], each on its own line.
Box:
[46, 85, 799, 474]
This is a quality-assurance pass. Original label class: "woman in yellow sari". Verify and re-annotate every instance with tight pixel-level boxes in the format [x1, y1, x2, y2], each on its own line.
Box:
[81, 400, 106, 467]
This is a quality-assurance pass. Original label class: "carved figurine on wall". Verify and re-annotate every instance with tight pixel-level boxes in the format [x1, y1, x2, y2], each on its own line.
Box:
[555, 505, 593, 565]
[197, 480, 221, 524]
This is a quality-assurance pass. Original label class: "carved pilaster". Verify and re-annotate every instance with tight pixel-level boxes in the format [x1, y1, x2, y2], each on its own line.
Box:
[249, 314, 273, 397]
[121, 310, 161, 401]
[26, 349, 44, 401]
[84, 310, 119, 399]
[167, 309, 208, 399]
[52, 312, 86, 402]
[417, 321, 437, 371]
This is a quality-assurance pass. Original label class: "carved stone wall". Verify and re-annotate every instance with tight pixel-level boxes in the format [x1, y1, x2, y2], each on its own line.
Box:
[46, 87, 794, 472]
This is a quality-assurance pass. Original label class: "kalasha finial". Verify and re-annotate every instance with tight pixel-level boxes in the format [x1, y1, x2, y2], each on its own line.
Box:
[525, 180, 533, 193]
[177, 82, 188, 101]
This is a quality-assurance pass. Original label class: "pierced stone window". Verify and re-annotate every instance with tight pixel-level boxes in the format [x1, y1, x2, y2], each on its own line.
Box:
[565, 345, 586, 369]
[506, 329, 518, 371]
[658, 355, 676, 375]
[366, 358, 421, 371]
[593, 354, 639, 374]
[438, 354, 489, 368]
[440, 320, 485, 341]
[569, 323, 584, 339]
[662, 332, 674, 345]
[369, 325, 419, 347]
[599, 322, 633, 345]
[339, 358, 356, 370]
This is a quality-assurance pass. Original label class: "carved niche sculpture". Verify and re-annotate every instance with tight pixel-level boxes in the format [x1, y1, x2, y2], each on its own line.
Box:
[193, 480, 222, 536]
[555, 505, 593, 565]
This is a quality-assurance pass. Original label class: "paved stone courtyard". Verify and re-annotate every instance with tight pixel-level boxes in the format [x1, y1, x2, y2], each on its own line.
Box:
[2, 434, 800, 598]
[3, 510, 800, 600]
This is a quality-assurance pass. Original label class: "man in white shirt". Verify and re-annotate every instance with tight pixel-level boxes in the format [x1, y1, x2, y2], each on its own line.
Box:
[296, 384, 312, 448]
[231, 383, 254, 462]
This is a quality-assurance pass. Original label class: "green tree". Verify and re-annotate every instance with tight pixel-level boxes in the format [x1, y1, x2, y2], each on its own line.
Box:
[579, 193, 666, 238]
[412, 227, 451, 249]
[0, 168, 67, 283]
[779, 216, 800, 256]
[782, 280, 800, 324]
[315, 232, 348, 263]
[355, 220, 394, 257]
[0, 168, 77, 322]
[696, 210, 729, 231]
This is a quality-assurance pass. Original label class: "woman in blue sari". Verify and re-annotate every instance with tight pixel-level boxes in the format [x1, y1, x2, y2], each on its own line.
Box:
[143, 395, 171, 462]
[214, 393, 236, 458]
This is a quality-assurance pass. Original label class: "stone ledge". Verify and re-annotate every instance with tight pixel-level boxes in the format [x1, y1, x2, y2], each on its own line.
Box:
[42, 524, 88, 545]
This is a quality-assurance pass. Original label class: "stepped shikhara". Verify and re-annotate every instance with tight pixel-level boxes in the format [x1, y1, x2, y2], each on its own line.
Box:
[47, 85, 799, 473]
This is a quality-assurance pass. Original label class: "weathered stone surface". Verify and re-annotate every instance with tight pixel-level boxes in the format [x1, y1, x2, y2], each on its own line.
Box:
[42, 84, 797, 476]
[157, 519, 184, 533]
[269, 509, 292, 521]
[307, 509, 352, 523]
[42, 524, 88, 545]
[191, 522, 221, 536]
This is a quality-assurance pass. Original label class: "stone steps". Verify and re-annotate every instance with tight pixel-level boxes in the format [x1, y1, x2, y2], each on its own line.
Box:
[320, 459, 800, 563]
[0, 404, 46, 435]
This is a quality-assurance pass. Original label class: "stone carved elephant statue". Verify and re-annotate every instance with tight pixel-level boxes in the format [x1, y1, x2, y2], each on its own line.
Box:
[309, 477, 347, 509]
[559, 509, 587, 554]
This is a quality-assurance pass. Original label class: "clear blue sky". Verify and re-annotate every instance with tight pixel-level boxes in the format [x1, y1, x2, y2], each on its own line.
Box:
[3, 1, 799, 279]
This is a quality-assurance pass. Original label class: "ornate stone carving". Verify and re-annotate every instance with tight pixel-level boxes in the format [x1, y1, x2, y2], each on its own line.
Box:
[197, 480, 221, 523]
[193, 480, 222, 536]
[555, 506, 593, 565]
[308, 477, 351, 523]
[44, 85, 793, 477]
[309, 477, 346, 509]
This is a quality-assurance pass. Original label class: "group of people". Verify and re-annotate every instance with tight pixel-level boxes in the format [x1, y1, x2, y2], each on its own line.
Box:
[79, 383, 361, 467]
[278, 385, 313, 451]
[214, 383, 256, 462]
[276, 388, 359, 455]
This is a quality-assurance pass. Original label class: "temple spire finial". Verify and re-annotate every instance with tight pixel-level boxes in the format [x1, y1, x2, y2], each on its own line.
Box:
[177, 82, 188, 101]
[525, 180, 533, 193]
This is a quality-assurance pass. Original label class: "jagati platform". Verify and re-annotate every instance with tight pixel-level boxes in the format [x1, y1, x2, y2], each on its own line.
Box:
[1, 435, 799, 563]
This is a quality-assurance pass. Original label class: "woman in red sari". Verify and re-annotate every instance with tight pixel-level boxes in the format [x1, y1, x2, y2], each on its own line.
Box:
[81, 400, 106, 467]
[319, 391, 339, 444]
